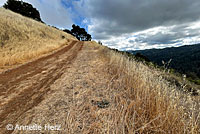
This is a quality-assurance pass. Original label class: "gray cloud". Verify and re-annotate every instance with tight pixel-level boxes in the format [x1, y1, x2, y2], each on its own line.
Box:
[72, 0, 200, 50]
[135, 32, 180, 45]
[77, 0, 200, 40]
[134, 25, 200, 46]
[128, 40, 135, 44]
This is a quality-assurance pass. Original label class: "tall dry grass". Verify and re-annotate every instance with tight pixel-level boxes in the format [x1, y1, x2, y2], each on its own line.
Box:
[100, 47, 200, 133]
[60, 42, 199, 133]
[0, 8, 76, 70]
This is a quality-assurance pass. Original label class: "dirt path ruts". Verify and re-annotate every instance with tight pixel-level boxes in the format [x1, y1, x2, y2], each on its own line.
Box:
[10, 42, 112, 134]
[0, 41, 83, 134]
[1, 41, 198, 134]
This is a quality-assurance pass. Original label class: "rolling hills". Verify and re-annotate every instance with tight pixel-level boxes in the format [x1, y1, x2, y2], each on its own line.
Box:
[129, 44, 200, 84]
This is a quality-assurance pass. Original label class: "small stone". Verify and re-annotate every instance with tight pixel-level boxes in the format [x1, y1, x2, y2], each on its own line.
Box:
[74, 91, 79, 95]
[97, 100, 110, 108]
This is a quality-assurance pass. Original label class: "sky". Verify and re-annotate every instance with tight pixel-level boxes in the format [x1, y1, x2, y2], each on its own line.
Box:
[1, 0, 200, 50]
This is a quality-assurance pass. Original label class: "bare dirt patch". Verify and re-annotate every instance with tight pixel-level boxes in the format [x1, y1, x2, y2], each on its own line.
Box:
[0, 41, 83, 134]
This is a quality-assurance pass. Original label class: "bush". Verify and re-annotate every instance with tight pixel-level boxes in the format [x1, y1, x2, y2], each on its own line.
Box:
[3, 0, 43, 22]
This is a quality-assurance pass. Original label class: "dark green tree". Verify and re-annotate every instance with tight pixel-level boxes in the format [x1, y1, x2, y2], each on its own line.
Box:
[63, 29, 73, 36]
[98, 41, 103, 45]
[70, 24, 92, 41]
[86, 33, 92, 41]
[135, 53, 150, 62]
[3, 0, 43, 22]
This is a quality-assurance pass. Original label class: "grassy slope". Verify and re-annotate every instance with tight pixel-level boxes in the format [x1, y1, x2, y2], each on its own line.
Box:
[100, 45, 200, 133]
[130, 44, 200, 84]
[0, 7, 199, 133]
[0, 8, 77, 70]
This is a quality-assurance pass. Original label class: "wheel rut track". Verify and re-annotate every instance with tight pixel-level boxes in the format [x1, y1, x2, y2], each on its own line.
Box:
[0, 41, 83, 134]
[0, 41, 77, 96]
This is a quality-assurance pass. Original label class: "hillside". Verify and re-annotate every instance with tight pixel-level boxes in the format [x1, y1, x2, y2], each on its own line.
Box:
[129, 44, 200, 84]
[0, 8, 199, 134]
[0, 40, 199, 133]
[0, 8, 77, 71]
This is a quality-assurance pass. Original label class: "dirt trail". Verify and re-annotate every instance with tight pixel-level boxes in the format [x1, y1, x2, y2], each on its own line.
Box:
[0, 41, 199, 134]
[0, 41, 115, 134]
[0, 41, 87, 133]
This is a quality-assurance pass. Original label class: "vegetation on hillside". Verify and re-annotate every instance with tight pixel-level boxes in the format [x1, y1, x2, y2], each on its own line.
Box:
[2, 0, 92, 42]
[94, 43, 200, 133]
[3, 0, 43, 22]
[0, 0, 92, 70]
[109, 47, 199, 96]
[64, 24, 92, 41]
[0, 8, 76, 70]
[129, 44, 200, 85]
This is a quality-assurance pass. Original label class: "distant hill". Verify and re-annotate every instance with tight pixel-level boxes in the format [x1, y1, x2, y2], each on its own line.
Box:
[129, 44, 200, 84]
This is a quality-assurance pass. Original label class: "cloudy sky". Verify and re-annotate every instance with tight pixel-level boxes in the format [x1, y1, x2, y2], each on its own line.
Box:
[1, 0, 200, 50]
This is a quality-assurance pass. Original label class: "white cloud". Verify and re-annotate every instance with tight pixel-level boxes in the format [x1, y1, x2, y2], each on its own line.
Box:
[82, 19, 88, 24]
[1, 0, 73, 29]
[0, 0, 7, 7]
[24, 0, 73, 29]
[99, 21, 200, 50]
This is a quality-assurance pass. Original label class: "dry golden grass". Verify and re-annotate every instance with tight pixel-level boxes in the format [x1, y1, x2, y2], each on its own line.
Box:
[4, 41, 198, 133]
[1, 7, 199, 132]
[0, 8, 77, 70]
[98, 45, 200, 133]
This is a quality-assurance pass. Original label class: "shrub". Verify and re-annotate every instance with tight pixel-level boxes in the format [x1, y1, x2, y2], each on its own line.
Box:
[3, 0, 43, 22]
